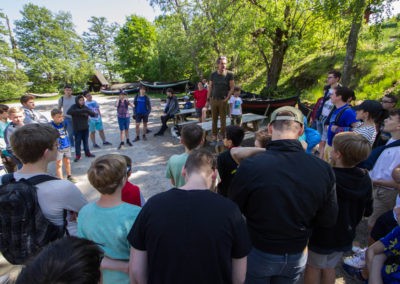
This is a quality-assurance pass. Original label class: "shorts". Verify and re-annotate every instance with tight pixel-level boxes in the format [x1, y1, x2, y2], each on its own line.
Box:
[196, 107, 202, 118]
[135, 114, 149, 123]
[307, 250, 343, 269]
[57, 148, 72, 161]
[368, 187, 398, 228]
[89, 119, 104, 132]
[370, 210, 397, 241]
[118, 117, 130, 131]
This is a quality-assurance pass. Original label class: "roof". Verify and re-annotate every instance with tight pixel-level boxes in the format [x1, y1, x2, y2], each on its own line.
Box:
[94, 70, 109, 86]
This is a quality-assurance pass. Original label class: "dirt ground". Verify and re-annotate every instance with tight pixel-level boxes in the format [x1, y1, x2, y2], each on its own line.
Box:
[0, 94, 367, 283]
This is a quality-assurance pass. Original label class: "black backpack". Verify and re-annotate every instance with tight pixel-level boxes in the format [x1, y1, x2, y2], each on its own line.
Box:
[0, 174, 67, 264]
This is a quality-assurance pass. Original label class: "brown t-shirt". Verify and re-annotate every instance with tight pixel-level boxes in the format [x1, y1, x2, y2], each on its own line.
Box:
[210, 70, 234, 100]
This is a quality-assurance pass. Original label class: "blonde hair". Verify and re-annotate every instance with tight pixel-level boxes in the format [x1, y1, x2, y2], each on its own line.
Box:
[332, 132, 371, 167]
[8, 106, 24, 116]
[87, 154, 127, 195]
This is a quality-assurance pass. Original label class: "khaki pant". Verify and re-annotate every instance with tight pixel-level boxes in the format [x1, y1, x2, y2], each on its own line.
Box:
[368, 186, 398, 228]
[211, 98, 227, 138]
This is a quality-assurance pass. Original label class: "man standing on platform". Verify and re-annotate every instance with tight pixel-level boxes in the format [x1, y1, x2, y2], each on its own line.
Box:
[207, 56, 234, 145]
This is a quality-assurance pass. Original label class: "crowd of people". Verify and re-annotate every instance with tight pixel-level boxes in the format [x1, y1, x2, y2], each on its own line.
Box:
[0, 61, 399, 284]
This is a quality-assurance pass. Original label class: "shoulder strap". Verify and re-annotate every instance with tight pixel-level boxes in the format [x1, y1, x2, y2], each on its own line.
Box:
[26, 175, 59, 185]
[1, 173, 15, 184]
[334, 106, 350, 125]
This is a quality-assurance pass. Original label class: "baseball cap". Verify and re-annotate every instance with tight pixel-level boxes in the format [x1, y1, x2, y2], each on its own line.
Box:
[270, 106, 304, 125]
[354, 100, 382, 113]
[183, 95, 189, 100]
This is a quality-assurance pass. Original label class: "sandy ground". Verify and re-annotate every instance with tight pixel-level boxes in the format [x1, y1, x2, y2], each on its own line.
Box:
[0, 94, 366, 283]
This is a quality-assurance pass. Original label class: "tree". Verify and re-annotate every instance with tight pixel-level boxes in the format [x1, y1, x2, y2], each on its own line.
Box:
[15, 4, 92, 92]
[114, 15, 157, 82]
[82, 17, 119, 81]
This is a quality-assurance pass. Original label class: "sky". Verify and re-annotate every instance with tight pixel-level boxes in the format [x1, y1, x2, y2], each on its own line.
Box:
[2, 0, 161, 35]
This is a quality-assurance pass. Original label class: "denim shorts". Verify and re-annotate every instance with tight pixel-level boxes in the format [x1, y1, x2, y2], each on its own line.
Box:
[89, 119, 104, 132]
[118, 117, 130, 131]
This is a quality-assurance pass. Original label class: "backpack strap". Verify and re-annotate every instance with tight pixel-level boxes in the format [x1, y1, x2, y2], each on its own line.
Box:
[1, 173, 15, 185]
[334, 106, 351, 125]
[26, 174, 59, 185]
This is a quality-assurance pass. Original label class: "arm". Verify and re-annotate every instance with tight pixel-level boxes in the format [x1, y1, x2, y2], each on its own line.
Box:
[230, 147, 265, 164]
[129, 247, 148, 284]
[373, 179, 398, 189]
[101, 256, 129, 274]
[232, 257, 247, 284]
[58, 97, 63, 110]
[206, 80, 213, 107]
[224, 78, 235, 102]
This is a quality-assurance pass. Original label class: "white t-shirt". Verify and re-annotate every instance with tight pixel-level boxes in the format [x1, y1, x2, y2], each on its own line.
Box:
[229, 96, 242, 115]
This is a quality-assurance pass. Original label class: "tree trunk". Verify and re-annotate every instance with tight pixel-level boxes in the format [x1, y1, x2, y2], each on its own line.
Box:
[5, 15, 19, 70]
[342, 0, 366, 86]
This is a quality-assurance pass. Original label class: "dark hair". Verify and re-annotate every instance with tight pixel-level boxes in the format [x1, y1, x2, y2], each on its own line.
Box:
[0, 104, 9, 114]
[216, 56, 227, 64]
[122, 155, 132, 173]
[328, 70, 341, 80]
[233, 86, 241, 92]
[51, 108, 63, 117]
[166, 88, 174, 94]
[16, 236, 103, 284]
[139, 84, 147, 91]
[11, 124, 59, 164]
[181, 124, 203, 150]
[334, 86, 355, 103]
[184, 149, 216, 176]
[226, 125, 245, 147]
[356, 100, 387, 124]
[384, 94, 398, 104]
[20, 94, 35, 105]
[389, 109, 400, 120]
[64, 84, 72, 89]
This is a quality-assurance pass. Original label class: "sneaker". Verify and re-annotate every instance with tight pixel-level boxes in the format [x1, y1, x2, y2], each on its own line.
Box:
[86, 153, 96, 158]
[118, 142, 124, 150]
[67, 175, 77, 183]
[133, 136, 140, 142]
[74, 156, 81, 162]
[342, 263, 367, 282]
[126, 140, 133, 146]
[93, 144, 100, 148]
[343, 249, 366, 269]
[142, 135, 147, 141]
[146, 129, 152, 133]
[103, 141, 112, 146]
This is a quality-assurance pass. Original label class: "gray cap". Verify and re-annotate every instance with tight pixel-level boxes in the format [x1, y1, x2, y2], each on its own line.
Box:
[270, 106, 304, 125]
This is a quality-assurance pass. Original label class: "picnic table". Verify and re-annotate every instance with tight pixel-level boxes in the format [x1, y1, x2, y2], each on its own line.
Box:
[174, 108, 196, 124]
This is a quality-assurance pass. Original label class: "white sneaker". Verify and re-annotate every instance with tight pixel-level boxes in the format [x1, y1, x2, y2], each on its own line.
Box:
[343, 249, 366, 269]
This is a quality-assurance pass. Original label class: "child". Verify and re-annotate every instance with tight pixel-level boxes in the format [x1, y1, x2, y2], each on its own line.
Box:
[78, 154, 141, 284]
[67, 95, 96, 162]
[254, 128, 271, 148]
[116, 90, 134, 149]
[0, 104, 9, 149]
[121, 155, 145, 207]
[229, 86, 243, 126]
[217, 125, 244, 197]
[50, 109, 76, 182]
[20, 94, 48, 124]
[304, 132, 372, 284]
[4, 107, 25, 170]
[353, 100, 386, 145]
[193, 82, 207, 122]
[165, 124, 204, 187]
[183, 95, 193, 109]
[133, 85, 151, 142]
[84, 92, 112, 148]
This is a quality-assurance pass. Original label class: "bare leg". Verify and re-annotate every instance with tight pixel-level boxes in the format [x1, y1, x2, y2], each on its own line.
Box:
[125, 129, 129, 139]
[90, 131, 96, 145]
[319, 140, 326, 159]
[99, 130, 106, 142]
[369, 254, 386, 284]
[320, 268, 336, 284]
[136, 123, 140, 137]
[55, 160, 63, 179]
[120, 131, 124, 142]
[304, 265, 321, 284]
[143, 122, 147, 134]
[64, 156, 71, 177]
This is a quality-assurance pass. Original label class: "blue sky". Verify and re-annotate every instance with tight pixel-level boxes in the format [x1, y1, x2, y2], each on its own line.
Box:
[2, 0, 160, 35]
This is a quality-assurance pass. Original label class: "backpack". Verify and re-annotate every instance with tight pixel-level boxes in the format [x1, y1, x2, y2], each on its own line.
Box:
[0, 174, 67, 264]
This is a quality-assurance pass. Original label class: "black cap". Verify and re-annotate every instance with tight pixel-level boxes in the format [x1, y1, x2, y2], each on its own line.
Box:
[354, 100, 382, 113]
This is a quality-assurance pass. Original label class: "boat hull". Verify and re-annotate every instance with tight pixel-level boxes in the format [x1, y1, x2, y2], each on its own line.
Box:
[242, 95, 299, 115]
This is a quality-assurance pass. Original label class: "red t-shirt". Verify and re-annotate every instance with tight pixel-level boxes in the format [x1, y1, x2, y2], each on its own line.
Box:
[193, 89, 208, 108]
[121, 181, 142, 207]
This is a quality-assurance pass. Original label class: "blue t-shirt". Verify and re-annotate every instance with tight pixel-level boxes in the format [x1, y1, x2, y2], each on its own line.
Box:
[327, 104, 357, 146]
[380, 226, 400, 283]
[135, 96, 148, 115]
[183, 101, 193, 109]
[78, 202, 141, 284]
[50, 121, 70, 150]
[85, 100, 100, 121]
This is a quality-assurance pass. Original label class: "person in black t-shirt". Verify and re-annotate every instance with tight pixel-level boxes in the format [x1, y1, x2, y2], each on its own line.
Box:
[128, 149, 251, 284]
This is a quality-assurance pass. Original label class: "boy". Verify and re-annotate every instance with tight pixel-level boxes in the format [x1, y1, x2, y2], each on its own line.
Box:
[193, 82, 207, 122]
[304, 132, 372, 284]
[121, 155, 145, 207]
[229, 86, 243, 126]
[183, 95, 193, 109]
[84, 92, 112, 148]
[154, 88, 179, 136]
[78, 154, 141, 284]
[133, 85, 151, 142]
[116, 90, 134, 149]
[20, 94, 48, 124]
[128, 149, 250, 284]
[0, 104, 9, 149]
[50, 109, 76, 182]
[4, 107, 25, 170]
[217, 125, 244, 197]
[165, 124, 203, 187]
[325, 86, 358, 160]
[67, 95, 96, 162]
[58, 85, 76, 148]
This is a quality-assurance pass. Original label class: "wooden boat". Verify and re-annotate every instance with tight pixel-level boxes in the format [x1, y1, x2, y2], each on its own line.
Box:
[100, 87, 139, 95]
[140, 79, 190, 89]
[241, 94, 299, 116]
[27, 92, 59, 98]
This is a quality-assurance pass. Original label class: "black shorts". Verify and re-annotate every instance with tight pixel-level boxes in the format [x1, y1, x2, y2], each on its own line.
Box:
[135, 114, 149, 123]
[370, 210, 397, 241]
